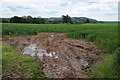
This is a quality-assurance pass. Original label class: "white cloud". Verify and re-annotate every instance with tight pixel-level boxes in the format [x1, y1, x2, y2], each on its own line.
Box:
[1, 0, 119, 21]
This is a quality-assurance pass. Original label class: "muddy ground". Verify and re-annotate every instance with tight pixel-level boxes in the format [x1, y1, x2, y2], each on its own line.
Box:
[2, 33, 103, 78]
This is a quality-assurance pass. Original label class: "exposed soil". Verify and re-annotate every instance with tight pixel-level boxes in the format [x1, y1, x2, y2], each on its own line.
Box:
[2, 33, 103, 78]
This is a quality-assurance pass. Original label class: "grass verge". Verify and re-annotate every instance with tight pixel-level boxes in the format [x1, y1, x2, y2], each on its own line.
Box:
[2, 45, 45, 78]
[92, 49, 120, 78]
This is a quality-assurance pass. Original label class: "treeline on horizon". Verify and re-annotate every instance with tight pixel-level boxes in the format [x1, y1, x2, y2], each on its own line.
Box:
[0, 15, 97, 24]
[1, 15, 99, 24]
[2, 16, 46, 24]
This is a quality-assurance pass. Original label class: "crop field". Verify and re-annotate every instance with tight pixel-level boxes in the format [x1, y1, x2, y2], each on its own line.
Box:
[2, 23, 120, 78]
[2, 23, 118, 52]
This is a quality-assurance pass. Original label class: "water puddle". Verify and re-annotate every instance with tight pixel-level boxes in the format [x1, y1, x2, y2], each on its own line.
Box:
[22, 44, 37, 56]
[21, 44, 58, 59]
[76, 59, 89, 67]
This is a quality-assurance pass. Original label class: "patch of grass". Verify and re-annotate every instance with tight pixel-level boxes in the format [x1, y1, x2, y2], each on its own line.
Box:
[2, 45, 45, 78]
[92, 49, 120, 78]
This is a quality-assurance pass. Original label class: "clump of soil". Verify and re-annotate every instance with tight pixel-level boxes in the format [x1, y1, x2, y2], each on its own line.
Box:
[3, 33, 103, 78]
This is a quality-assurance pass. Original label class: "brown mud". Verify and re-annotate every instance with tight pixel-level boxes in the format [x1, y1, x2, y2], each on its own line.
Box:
[2, 33, 103, 78]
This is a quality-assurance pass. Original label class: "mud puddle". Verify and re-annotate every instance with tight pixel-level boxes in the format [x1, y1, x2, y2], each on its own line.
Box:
[3, 33, 103, 78]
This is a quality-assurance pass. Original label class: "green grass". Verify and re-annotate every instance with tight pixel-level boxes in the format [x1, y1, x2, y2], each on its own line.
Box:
[2, 23, 118, 53]
[2, 45, 45, 78]
[2, 23, 119, 78]
[92, 49, 120, 78]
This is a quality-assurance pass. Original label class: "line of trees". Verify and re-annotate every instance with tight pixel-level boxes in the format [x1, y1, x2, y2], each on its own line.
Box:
[10, 15, 73, 24]
[10, 16, 45, 24]
[1, 15, 92, 24]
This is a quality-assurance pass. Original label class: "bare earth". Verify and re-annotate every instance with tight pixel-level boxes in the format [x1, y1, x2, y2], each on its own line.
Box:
[3, 33, 103, 78]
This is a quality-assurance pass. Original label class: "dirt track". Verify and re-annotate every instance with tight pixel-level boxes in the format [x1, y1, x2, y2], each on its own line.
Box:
[3, 33, 103, 78]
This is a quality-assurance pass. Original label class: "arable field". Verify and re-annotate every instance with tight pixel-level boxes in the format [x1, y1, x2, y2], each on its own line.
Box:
[2, 23, 118, 52]
[2, 23, 120, 78]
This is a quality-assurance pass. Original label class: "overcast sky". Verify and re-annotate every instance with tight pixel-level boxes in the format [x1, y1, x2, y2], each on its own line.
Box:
[1, 0, 119, 21]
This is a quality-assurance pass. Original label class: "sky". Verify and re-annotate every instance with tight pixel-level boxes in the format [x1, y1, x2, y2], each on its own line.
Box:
[0, 0, 119, 21]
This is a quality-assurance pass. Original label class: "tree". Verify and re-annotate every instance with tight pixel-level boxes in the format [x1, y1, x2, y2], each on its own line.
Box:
[62, 15, 72, 24]
[26, 15, 33, 23]
[85, 18, 90, 23]
[1, 18, 9, 23]
[10, 15, 45, 24]
[21, 16, 27, 23]
[37, 17, 45, 24]
[10, 16, 23, 23]
[33, 17, 45, 24]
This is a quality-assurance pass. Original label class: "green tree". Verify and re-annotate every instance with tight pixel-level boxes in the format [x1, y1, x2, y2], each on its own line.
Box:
[10, 16, 23, 23]
[85, 18, 90, 23]
[27, 15, 33, 23]
[62, 15, 72, 24]
[33, 17, 45, 24]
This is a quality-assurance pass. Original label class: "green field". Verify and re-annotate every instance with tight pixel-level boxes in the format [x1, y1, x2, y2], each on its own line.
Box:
[2, 23, 120, 78]
[2, 23, 118, 52]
